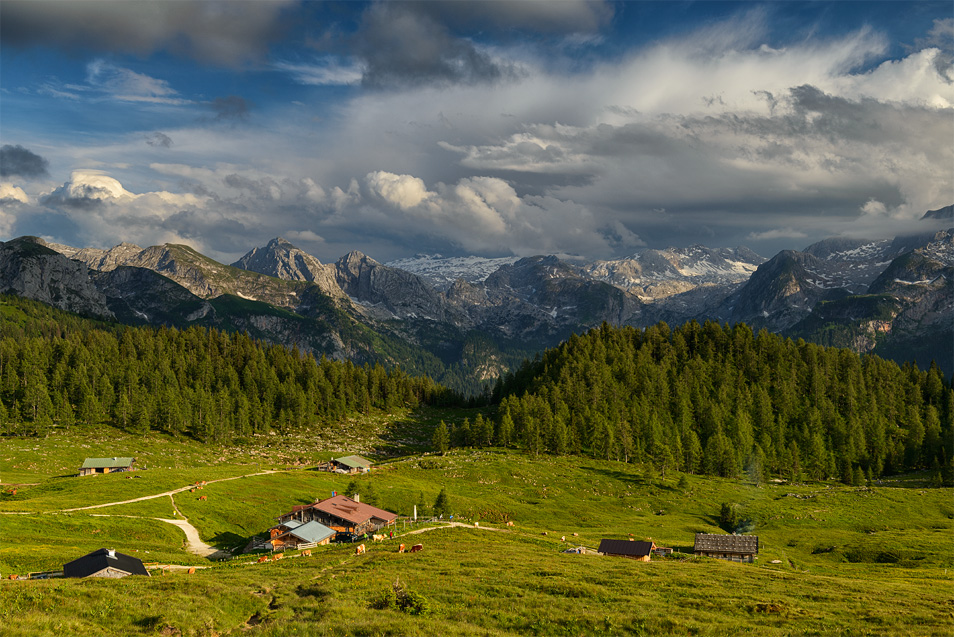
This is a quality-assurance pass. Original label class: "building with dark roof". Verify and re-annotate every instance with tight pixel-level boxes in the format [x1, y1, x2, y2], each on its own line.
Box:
[78, 457, 135, 476]
[693, 533, 759, 562]
[277, 495, 397, 538]
[598, 539, 656, 561]
[63, 548, 150, 578]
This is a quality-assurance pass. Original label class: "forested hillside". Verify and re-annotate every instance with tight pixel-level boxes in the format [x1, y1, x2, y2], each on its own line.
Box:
[0, 297, 457, 440]
[476, 322, 953, 483]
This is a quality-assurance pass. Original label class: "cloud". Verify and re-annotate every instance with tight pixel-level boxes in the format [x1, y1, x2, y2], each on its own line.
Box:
[42, 169, 136, 208]
[0, 0, 295, 66]
[0, 145, 50, 179]
[86, 60, 188, 104]
[418, 0, 614, 34]
[210, 95, 251, 121]
[274, 57, 365, 86]
[0, 183, 31, 205]
[145, 132, 173, 148]
[352, 2, 518, 88]
[746, 228, 809, 241]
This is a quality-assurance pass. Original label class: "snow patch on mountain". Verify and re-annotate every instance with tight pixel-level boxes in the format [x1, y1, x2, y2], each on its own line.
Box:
[385, 254, 519, 290]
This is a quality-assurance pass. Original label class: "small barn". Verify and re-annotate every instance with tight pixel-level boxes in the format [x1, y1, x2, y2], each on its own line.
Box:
[79, 457, 135, 477]
[598, 539, 656, 561]
[693, 533, 759, 562]
[269, 520, 336, 550]
[63, 548, 150, 578]
[331, 455, 373, 474]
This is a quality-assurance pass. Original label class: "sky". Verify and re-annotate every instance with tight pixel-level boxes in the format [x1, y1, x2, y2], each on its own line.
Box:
[1, 1, 952, 265]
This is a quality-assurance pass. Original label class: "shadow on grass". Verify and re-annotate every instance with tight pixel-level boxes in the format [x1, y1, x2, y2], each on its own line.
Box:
[211, 531, 247, 550]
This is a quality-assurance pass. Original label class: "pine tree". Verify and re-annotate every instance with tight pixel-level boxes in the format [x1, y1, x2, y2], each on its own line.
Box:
[432, 420, 450, 455]
[433, 487, 450, 517]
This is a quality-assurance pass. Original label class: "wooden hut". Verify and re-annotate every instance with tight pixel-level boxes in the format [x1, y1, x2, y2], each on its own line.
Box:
[269, 520, 336, 550]
[598, 539, 656, 561]
[63, 548, 149, 578]
[693, 533, 759, 562]
[78, 457, 135, 476]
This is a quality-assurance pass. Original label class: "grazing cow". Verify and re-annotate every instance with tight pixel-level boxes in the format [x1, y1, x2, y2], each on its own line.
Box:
[257, 556, 268, 563]
[355, 544, 366, 555]
[506, 521, 514, 527]
[410, 544, 423, 553]
[199, 495, 207, 500]
[301, 550, 311, 556]
[398, 544, 405, 553]
[272, 554, 283, 561]
[187, 567, 196, 574]
[561, 536, 566, 542]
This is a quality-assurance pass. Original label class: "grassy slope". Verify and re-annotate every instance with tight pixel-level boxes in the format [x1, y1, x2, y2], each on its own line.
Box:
[1, 414, 952, 636]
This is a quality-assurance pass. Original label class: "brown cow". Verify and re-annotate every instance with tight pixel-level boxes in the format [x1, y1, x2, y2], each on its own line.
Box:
[257, 556, 268, 563]
[398, 544, 405, 553]
[355, 544, 366, 555]
[410, 544, 423, 553]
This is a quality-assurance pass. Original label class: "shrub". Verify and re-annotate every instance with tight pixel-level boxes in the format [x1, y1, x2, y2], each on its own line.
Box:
[370, 577, 431, 616]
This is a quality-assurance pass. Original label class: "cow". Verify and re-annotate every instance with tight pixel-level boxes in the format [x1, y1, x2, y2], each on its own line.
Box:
[199, 495, 207, 500]
[373, 534, 385, 541]
[398, 544, 406, 553]
[506, 521, 514, 527]
[257, 556, 268, 563]
[301, 549, 312, 556]
[355, 544, 366, 555]
[410, 544, 423, 553]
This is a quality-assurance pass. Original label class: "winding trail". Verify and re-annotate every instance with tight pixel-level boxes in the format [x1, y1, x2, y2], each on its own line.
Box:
[56, 470, 279, 513]
[2, 469, 282, 558]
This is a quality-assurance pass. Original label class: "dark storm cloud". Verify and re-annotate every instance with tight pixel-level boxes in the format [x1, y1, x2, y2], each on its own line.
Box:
[145, 132, 173, 148]
[0, 145, 50, 179]
[418, 0, 614, 34]
[0, 0, 294, 66]
[211, 96, 251, 121]
[353, 3, 518, 88]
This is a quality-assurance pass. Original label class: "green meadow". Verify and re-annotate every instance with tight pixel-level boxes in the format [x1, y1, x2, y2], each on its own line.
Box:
[1, 409, 952, 636]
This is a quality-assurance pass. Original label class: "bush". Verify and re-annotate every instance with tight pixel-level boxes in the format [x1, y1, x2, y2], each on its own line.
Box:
[370, 577, 431, 616]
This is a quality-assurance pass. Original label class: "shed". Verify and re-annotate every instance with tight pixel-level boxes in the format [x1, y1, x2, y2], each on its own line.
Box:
[693, 533, 759, 562]
[273, 521, 336, 550]
[63, 548, 150, 578]
[598, 539, 656, 561]
[79, 457, 135, 477]
[332, 455, 373, 474]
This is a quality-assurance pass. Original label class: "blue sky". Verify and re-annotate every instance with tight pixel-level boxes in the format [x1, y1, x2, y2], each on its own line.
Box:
[1, 1, 951, 264]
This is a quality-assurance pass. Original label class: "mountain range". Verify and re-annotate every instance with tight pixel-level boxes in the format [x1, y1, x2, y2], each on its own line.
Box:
[1, 212, 951, 390]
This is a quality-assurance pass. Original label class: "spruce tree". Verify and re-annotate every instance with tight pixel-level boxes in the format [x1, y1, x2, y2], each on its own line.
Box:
[433, 487, 450, 517]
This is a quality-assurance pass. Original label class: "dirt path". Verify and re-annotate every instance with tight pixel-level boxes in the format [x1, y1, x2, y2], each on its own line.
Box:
[89, 506, 225, 559]
[402, 521, 510, 536]
[55, 469, 279, 513]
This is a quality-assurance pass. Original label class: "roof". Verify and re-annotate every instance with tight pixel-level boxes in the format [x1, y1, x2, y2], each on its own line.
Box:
[311, 495, 398, 525]
[271, 519, 304, 531]
[80, 457, 135, 469]
[334, 455, 373, 470]
[598, 539, 655, 557]
[694, 533, 759, 554]
[63, 548, 149, 578]
[281, 520, 336, 544]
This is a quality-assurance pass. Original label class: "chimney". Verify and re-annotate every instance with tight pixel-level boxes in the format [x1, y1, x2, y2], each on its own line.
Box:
[353, 494, 360, 502]
[107, 549, 116, 558]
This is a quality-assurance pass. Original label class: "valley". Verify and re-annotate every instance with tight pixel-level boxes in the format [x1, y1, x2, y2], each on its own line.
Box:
[1, 416, 951, 636]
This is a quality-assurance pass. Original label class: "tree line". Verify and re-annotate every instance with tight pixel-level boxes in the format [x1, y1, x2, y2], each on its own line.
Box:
[0, 297, 458, 440]
[452, 321, 952, 483]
